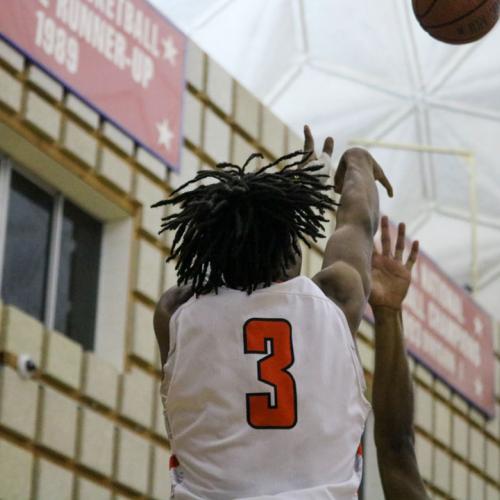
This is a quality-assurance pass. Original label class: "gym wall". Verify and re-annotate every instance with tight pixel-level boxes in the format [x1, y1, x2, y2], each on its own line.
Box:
[0, 33, 498, 500]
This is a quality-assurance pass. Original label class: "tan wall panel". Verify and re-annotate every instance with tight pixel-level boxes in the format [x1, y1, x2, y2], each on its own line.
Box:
[451, 459, 468, 500]
[433, 447, 451, 494]
[206, 58, 233, 115]
[118, 367, 155, 429]
[151, 444, 171, 499]
[42, 329, 82, 390]
[98, 147, 133, 194]
[415, 433, 433, 481]
[452, 412, 469, 458]
[114, 427, 151, 494]
[62, 120, 98, 168]
[203, 107, 231, 163]
[131, 301, 157, 366]
[134, 174, 167, 237]
[183, 92, 203, 147]
[0, 366, 38, 440]
[234, 84, 260, 139]
[77, 407, 115, 477]
[75, 477, 112, 500]
[81, 352, 119, 410]
[0, 305, 44, 366]
[0, 66, 22, 112]
[136, 239, 164, 301]
[415, 384, 433, 433]
[170, 146, 201, 192]
[38, 386, 78, 459]
[0, 439, 33, 499]
[24, 91, 61, 140]
[34, 458, 74, 500]
[185, 39, 205, 91]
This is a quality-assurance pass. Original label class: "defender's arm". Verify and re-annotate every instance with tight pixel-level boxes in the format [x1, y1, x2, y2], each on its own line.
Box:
[370, 219, 428, 499]
[373, 307, 429, 500]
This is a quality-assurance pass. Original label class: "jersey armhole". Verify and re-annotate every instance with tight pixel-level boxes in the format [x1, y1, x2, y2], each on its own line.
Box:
[160, 311, 181, 416]
[330, 297, 372, 415]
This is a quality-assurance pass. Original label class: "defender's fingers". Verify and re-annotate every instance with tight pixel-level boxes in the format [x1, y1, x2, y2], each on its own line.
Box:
[395, 223, 405, 261]
[322, 136, 334, 157]
[405, 240, 419, 271]
[381, 216, 391, 256]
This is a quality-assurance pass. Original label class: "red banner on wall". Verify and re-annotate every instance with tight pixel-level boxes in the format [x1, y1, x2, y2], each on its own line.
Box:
[368, 222, 495, 417]
[0, 0, 186, 171]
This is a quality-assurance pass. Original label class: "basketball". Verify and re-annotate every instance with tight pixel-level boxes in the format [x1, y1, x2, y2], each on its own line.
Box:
[412, 0, 500, 44]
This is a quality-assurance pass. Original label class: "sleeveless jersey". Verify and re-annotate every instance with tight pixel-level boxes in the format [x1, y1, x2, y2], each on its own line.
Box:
[160, 276, 371, 499]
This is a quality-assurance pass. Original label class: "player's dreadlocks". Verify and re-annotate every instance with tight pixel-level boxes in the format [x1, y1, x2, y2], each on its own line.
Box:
[151, 151, 337, 295]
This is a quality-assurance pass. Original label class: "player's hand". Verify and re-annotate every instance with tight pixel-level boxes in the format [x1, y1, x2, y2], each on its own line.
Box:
[334, 147, 393, 197]
[369, 216, 419, 310]
[299, 124, 334, 168]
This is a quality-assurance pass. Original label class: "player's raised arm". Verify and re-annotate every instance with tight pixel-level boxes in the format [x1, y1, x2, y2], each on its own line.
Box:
[309, 127, 393, 334]
[370, 217, 428, 500]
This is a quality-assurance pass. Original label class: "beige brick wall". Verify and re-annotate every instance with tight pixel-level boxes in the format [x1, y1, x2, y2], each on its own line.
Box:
[0, 31, 498, 500]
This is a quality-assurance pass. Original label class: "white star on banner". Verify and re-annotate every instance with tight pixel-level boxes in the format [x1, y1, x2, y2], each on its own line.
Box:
[162, 36, 178, 66]
[474, 378, 484, 397]
[156, 119, 174, 151]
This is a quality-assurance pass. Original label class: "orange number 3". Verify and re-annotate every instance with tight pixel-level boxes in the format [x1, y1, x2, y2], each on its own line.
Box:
[243, 318, 297, 429]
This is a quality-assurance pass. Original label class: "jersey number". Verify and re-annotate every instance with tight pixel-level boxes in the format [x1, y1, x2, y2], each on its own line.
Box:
[243, 318, 297, 429]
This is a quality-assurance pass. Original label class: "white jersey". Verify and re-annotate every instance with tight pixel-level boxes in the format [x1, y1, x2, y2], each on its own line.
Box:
[161, 276, 371, 499]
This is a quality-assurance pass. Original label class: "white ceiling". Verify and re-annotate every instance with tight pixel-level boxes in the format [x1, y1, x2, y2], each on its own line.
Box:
[153, 0, 500, 321]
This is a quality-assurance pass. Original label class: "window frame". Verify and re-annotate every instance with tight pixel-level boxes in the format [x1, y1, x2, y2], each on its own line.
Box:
[0, 143, 133, 371]
[0, 155, 98, 337]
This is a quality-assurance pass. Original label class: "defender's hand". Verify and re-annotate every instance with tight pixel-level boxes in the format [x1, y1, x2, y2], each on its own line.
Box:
[334, 147, 393, 197]
[369, 216, 419, 310]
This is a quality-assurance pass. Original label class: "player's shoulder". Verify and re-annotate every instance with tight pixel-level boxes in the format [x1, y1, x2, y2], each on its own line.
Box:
[312, 262, 365, 306]
[312, 263, 367, 334]
[156, 285, 194, 319]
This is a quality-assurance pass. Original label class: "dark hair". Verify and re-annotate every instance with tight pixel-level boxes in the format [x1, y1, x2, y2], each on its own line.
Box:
[151, 151, 337, 295]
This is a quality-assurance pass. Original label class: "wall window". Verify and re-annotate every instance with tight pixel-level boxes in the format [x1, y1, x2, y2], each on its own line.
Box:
[55, 199, 102, 350]
[0, 158, 102, 350]
[2, 170, 53, 321]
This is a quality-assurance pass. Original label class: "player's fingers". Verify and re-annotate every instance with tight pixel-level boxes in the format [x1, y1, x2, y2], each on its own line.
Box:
[303, 125, 316, 160]
[378, 172, 394, 198]
[372, 158, 393, 197]
[395, 223, 405, 261]
[322, 136, 334, 157]
[381, 216, 391, 256]
[405, 240, 419, 271]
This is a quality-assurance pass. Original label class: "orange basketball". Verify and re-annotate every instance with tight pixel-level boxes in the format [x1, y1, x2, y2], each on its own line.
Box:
[412, 0, 500, 44]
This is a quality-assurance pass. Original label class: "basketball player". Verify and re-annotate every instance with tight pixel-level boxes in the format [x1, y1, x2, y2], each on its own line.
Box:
[152, 127, 392, 499]
[370, 217, 429, 500]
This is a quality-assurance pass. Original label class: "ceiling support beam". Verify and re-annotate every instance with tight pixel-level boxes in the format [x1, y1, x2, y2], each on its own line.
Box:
[264, 62, 304, 107]
[191, 0, 236, 32]
[309, 59, 411, 101]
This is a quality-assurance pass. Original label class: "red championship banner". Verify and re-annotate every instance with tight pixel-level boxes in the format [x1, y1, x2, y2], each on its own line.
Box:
[368, 221, 495, 417]
[0, 0, 186, 170]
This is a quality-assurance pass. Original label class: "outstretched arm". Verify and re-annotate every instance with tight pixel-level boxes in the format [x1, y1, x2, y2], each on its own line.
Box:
[370, 217, 428, 500]
[306, 126, 393, 334]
